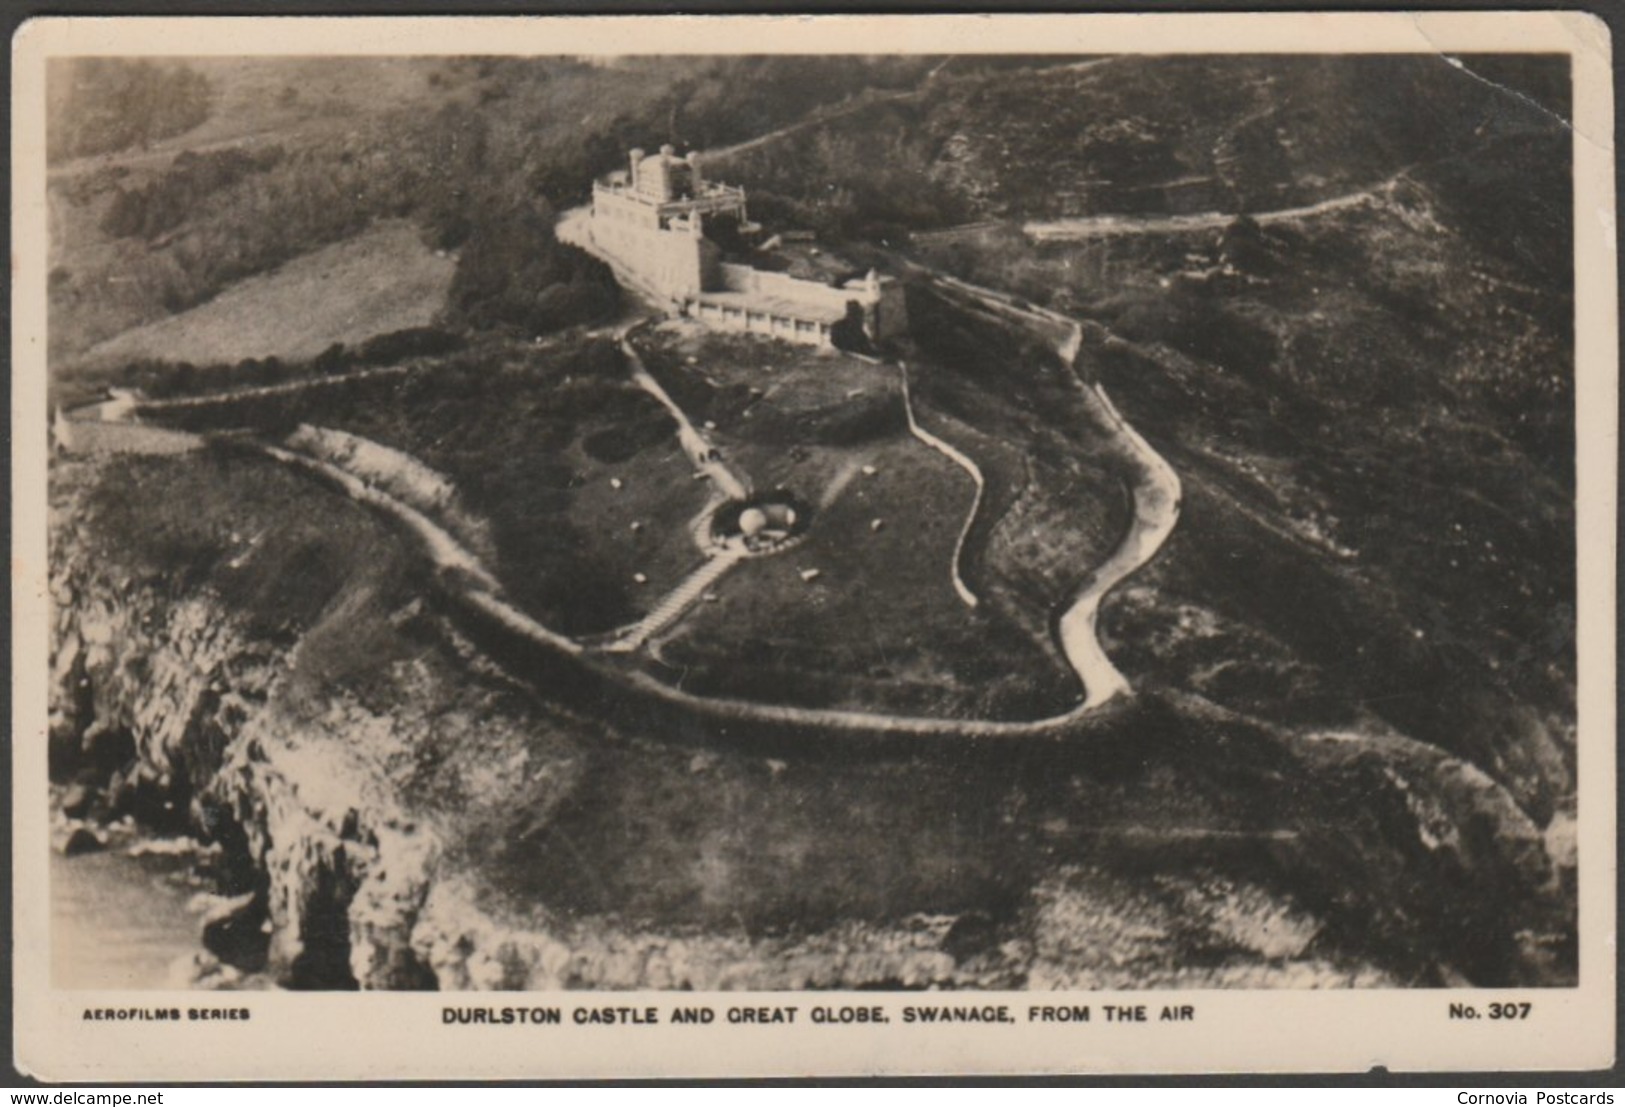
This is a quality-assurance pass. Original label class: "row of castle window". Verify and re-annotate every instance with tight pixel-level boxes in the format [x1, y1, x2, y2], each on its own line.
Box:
[695, 302, 826, 334]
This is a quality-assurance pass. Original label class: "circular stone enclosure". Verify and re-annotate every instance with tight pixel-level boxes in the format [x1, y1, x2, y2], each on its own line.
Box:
[711, 491, 812, 553]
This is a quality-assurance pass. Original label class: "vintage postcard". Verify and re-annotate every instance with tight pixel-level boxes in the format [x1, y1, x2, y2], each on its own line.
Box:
[11, 11, 1616, 1080]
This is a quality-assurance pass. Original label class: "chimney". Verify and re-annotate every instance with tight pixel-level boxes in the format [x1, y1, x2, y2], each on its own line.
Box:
[659, 143, 676, 159]
[629, 147, 645, 189]
[687, 151, 704, 192]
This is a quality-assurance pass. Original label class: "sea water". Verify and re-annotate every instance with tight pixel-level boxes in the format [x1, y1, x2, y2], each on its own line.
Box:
[49, 845, 208, 989]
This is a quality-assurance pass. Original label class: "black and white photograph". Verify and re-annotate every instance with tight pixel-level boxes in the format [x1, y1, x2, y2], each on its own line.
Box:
[13, 12, 1616, 1079]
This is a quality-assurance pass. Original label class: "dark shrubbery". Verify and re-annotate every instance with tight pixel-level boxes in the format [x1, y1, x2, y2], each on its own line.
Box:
[357, 327, 465, 366]
[313, 344, 353, 376]
[107, 356, 293, 401]
[101, 146, 286, 241]
[905, 284, 1066, 391]
[49, 59, 213, 162]
[829, 301, 874, 355]
[803, 392, 904, 446]
[60, 165, 131, 207]
[446, 201, 620, 335]
[721, 109, 971, 241]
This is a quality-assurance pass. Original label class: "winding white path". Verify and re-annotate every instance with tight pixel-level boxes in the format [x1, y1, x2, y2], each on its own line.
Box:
[1024, 179, 1396, 242]
[920, 275, 1183, 708]
[564, 201, 1182, 711]
[620, 334, 752, 503]
[1060, 383, 1181, 707]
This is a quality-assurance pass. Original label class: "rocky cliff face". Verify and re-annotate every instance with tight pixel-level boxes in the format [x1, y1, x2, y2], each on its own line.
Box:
[51, 558, 438, 989]
[50, 450, 443, 989]
[48, 446, 1576, 990]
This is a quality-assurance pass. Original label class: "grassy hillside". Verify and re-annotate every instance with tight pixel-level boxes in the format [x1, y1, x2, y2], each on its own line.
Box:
[48, 59, 214, 163]
[49, 54, 1577, 987]
[751, 54, 1576, 825]
[66, 221, 456, 372]
[714, 54, 1569, 232]
[57, 442, 1568, 987]
[48, 56, 940, 366]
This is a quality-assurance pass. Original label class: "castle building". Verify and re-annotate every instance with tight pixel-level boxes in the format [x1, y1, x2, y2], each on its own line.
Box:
[588, 145, 906, 349]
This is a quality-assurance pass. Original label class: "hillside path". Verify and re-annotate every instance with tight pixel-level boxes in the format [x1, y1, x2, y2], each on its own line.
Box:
[617, 327, 751, 502]
[699, 61, 950, 163]
[701, 56, 1121, 165]
[1024, 177, 1399, 241]
[599, 547, 748, 654]
[917, 270, 1183, 708]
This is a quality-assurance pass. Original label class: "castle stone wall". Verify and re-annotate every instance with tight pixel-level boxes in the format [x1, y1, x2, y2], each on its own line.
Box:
[590, 205, 718, 301]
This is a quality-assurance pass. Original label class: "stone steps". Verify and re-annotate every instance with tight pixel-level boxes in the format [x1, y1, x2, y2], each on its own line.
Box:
[601, 549, 744, 653]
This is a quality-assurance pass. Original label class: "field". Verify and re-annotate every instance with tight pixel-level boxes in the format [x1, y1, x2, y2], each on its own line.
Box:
[653, 434, 1081, 719]
[157, 337, 718, 639]
[66, 220, 456, 372]
[628, 326, 1083, 719]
